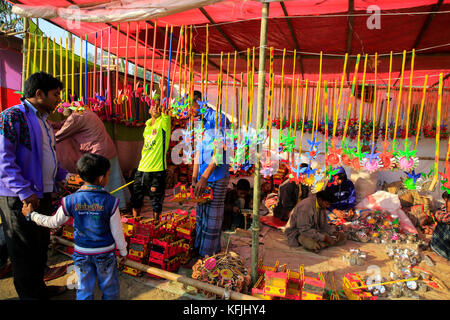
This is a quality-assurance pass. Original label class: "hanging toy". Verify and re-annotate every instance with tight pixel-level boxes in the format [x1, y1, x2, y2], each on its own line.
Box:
[361, 143, 381, 173]
[395, 140, 419, 171]
[379, 141, 395, 170]
[349, 144, 365, 171]
[403, 170, 422, 190]
[341, 140, 355, 167]
[311, 166, 329, 194]
[279, 132, 296, 153]
[325, 139, 342, 168]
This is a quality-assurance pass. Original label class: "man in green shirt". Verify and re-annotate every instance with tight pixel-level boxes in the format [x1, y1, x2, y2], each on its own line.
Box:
[131, 88, 171, 220]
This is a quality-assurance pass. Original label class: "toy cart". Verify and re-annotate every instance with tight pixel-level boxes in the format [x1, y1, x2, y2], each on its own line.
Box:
[299, 266, 325, 300]
[263, 271, 288, 298]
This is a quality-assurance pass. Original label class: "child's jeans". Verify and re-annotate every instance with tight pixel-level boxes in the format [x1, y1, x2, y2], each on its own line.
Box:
[73, 251, 120, 300]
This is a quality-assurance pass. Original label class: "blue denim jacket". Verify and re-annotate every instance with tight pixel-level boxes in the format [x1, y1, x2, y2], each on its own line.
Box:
[0, 101, 67, 200]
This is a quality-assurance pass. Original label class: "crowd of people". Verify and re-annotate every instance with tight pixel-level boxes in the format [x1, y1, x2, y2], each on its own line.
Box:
[0, 72, 448, 301]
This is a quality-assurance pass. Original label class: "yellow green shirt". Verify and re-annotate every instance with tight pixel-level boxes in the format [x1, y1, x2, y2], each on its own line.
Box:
[138, 114, 171, 172]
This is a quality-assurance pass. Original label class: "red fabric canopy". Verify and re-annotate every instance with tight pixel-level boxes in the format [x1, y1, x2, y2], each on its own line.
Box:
[8, 0, 450, 86]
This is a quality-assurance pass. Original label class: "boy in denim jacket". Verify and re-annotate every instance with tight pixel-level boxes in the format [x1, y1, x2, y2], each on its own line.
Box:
[22, 153, 127, 299]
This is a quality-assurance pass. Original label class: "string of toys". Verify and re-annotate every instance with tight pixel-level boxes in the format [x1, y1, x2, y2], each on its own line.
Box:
[22, 25, 450, 195]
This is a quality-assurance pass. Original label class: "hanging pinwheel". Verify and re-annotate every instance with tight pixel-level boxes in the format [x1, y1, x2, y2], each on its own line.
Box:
[260, 149, 280, 179]
[349, 144, 365, 171]
[361, 143, 381, 173]
[341, 140, 355, 167]
[403, 170, 422, 190]
[311, 166, 328, 194]
[279, 132, 296, 153]
[287, 161, 307, 184]
[302, 164, 318, 186]
[395, 140, 419, 171]
[197, 95, 209, 115]
[379, 141, 395, 170]
[325, 139, 342, 168]
[326, 166, 340, 186]
[180, 125, 193, 145]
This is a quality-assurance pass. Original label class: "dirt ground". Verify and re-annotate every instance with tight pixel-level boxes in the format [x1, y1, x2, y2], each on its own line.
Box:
[1, 192, 449, 301]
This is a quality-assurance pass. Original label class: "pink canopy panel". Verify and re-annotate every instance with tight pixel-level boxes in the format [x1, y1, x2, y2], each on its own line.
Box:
[7, 0, 450, 86]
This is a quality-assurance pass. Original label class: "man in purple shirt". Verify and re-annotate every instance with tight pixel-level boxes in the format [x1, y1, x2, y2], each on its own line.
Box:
[0, 72, 68, 300]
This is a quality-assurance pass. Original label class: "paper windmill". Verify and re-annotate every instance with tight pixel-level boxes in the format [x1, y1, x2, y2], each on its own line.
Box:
[260, 150, 280, 178]
[279, 132, 296, 153]
[349, 144, 367, 171]
[341, 140, 355, 167]
[307, 133, 322, 151]
[197, 96, 209, 115]
[326, 166, 341, 187]
[325, 142, 342, 168]
[362, 143, 381, 173]
[288, 162, 307, 184]
[403, 170, 422, 190]
[395, 141, 419, 171]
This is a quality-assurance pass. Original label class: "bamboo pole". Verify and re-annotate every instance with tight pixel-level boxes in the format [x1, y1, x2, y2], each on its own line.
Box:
[21, 18, 29, 90]
[252, 0, 269, 285]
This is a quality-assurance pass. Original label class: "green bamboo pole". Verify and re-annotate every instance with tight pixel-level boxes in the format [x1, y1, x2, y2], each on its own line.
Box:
[252, 0, 269, 285]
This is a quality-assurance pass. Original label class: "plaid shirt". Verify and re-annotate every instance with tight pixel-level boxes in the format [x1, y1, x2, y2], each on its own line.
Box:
[430, 206, 450, 260]
[434, 207, 450, 224]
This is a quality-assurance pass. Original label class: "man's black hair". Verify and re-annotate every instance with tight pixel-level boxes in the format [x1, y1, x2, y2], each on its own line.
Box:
[316, 190, 333, 203]
[76, 153, 111, 184]
[24, 72, 63, 98]
[236, 179, 251, 192]
[443, 192, 450, 200]
[193, 90, 202, 101]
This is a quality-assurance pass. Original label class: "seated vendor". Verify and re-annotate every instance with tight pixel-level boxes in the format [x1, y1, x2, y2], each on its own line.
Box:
[285, 190, 345, 253]
[430, 192, 450, 260]
[273, 163, 310, 221]
[223, 179, 253, 230]
[324, 166, 356, 222]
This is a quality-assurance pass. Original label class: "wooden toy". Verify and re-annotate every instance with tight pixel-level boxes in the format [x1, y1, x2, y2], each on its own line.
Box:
[62, 225, 74, 240]
[169, 183, 213, 203]
[342, 273, 377, 300]
[67, 174, 83, 189]
[128, 237, 149, 259]
[252, 275, 273, 300]
[285, 268, 303, 300]
[264, 271, 288, 298]
[300, 265, 325, 300]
